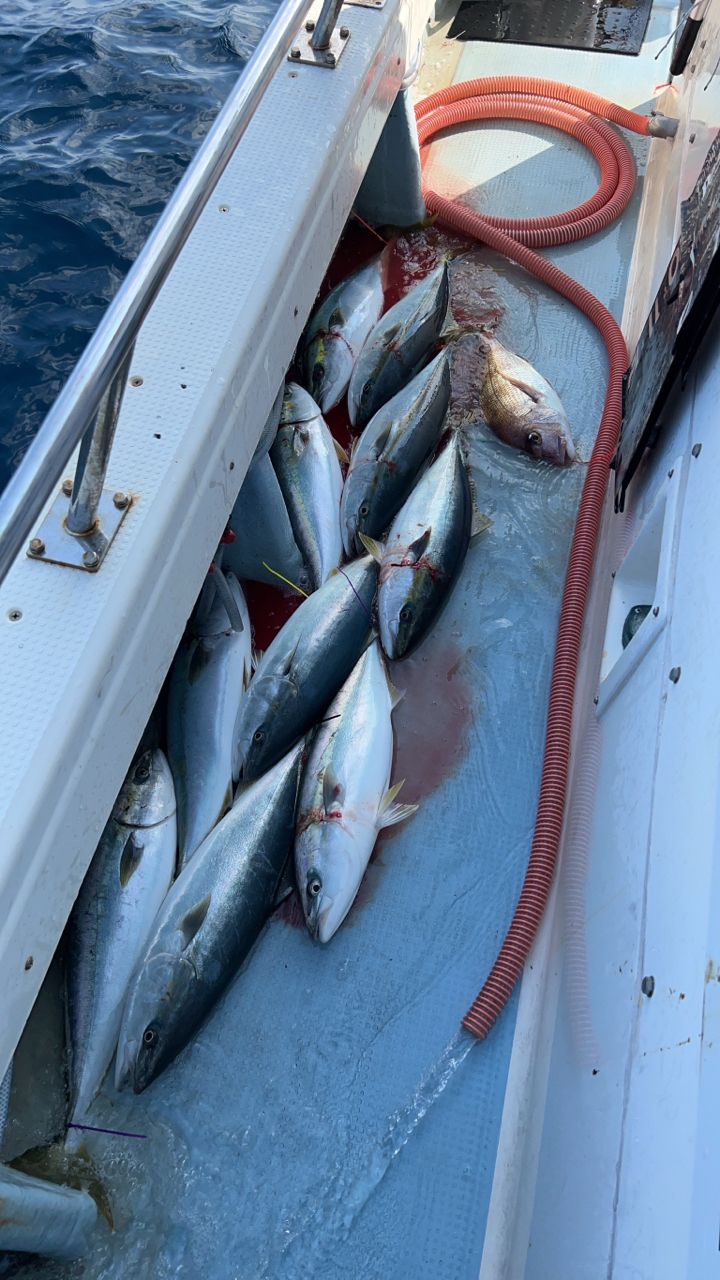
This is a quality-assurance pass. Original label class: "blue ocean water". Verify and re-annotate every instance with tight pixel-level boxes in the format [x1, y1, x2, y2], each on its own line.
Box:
[0, 0, 278, 491]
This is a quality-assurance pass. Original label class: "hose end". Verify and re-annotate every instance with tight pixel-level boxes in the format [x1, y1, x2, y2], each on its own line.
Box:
[648, 112, 679, 138]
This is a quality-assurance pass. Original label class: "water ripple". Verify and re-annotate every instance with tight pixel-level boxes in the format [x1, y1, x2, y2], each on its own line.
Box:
[0, 0, 278, 487]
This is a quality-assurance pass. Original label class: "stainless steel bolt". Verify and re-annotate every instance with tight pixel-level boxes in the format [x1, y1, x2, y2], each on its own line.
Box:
[61, 477, 73, 496]
[83, 549, 100, 569]
[29, 538, 45, 557]
[326, 51, 336, 66]
[113, 491, 130, 510]
[340, 25, 349, 37]
[305, 18, 315, 30]
[290, 45, 301, 58]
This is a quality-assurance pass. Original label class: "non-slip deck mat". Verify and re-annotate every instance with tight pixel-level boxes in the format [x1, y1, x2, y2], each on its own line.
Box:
[447, 0, 654, 55]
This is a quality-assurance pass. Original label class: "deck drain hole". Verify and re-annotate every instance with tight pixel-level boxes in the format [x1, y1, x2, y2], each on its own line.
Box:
[641, 976, 655, 997]
[24, 956, 33, 971]
[154, 432, 162, 440]
[669, 666, 682, 683]
[692, 442, 703, 458]
[180, 383, 187, 390]
[229, 461, 235, 471]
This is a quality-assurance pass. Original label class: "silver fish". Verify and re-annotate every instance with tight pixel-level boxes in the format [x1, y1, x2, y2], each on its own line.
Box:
[115, 742, 304, 1093]
[367, 434, 473, 659]
[234, 555, 377, 780]
[67, 749, 176, 1119]
[347, 262, 449, 428]
[478, 334, 576, 465]
[168, 570, 252, 868]
[223, 452, 311, 593]
[340, 351, 450, 557]
[251, 382, 284, 462]
[271, 384, 344, 590]
[296, 642, 416, 942]
[0, 1165, 97, 1260]
[304, 256, 386, 412]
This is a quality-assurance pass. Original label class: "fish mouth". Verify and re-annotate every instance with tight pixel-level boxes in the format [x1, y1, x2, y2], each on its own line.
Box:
[543, 431, 576, 466]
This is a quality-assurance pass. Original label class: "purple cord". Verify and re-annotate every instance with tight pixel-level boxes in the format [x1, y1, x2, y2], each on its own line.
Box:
[67, 1122, 147, 1140]
[338, 568, 374, 627]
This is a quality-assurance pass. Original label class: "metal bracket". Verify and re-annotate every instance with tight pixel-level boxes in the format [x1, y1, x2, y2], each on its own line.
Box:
[288, 22, 350, 67]
[26, 486, 132, 572]
[344, 0, 385, 8]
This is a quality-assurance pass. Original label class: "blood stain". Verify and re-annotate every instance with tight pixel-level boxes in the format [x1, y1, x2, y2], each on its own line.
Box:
[273, 889, 305, 930]
[242, 579, 305, 652]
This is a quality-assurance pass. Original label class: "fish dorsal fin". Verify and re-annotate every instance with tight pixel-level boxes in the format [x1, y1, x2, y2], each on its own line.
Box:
[464, 461, 492, 544]
[377, 780, 419, 828]
[471, 510, 492, 540]
[293, 425, 310, 457]
[119, 832, 143, 887]
[323, 767, 344, 814]
[333, 438, 350, 466]
[358, 533, 384, 563]
[178, 894, 212, 950]
[407, 528, 431, 562]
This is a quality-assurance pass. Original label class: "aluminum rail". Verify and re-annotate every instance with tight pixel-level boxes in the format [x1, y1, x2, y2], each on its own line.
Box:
[0, 0, 313, 583]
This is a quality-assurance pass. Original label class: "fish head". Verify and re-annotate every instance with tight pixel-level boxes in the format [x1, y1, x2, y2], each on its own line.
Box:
[297, 829, 358, 944]
[235, 671, 289, 780]
[116, 951, 198, 1094]
[339, 461, 382, 558]
[305, 333, 353, 414]
[112, 749, 176, 828]
[524, 416, 577, 466]
[377, 563, 421, 660]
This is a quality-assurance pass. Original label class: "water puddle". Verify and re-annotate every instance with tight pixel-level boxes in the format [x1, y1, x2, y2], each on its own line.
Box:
[259, 1029, 475, 1278]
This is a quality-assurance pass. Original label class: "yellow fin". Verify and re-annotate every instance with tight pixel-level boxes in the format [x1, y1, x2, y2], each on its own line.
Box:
[333, 437, 350, 466]
[358, 533, 384, 563]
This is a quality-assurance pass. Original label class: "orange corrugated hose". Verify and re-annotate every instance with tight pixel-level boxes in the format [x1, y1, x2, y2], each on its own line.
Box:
[414, 78, 657, 1040]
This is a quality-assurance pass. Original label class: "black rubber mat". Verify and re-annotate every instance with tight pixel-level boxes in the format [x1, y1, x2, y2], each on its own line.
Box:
[447, 0, 653, 55]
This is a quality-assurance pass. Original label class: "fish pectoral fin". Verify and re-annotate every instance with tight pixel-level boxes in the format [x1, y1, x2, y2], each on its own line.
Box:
[251, 647, 264, 671]
[323, 766, 345, 813]
[178, 894, 212, 950]
[333, 437, 350, 466]
[407, 528, 431, 562]
[378, 781, 418, 829]
[372, 421, 394, 459]
[292, 425, 310, 457]
[385, 671, 405, 710]
[505, 374, 541, 404]
[358, 533, 384, 563]
[213, 567, 245, 633]
[119, 832, 143, 887]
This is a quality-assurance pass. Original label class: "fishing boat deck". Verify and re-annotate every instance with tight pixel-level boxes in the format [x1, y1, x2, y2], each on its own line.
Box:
[4, 3, 679, 1276]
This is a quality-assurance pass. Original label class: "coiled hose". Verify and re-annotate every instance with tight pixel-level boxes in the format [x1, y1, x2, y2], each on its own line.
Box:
[413, 77, 655, 1040]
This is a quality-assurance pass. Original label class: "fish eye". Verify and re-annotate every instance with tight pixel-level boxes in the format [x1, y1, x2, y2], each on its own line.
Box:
[308, 875, 322, 898]
[143, 1026, 157, 1046]
[253, 729, 265, 744]
[399, 606, 412, 623]
[134, 756, 150, 783]
[359, 503, 370, 518]
[527, 430, 542, 448]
